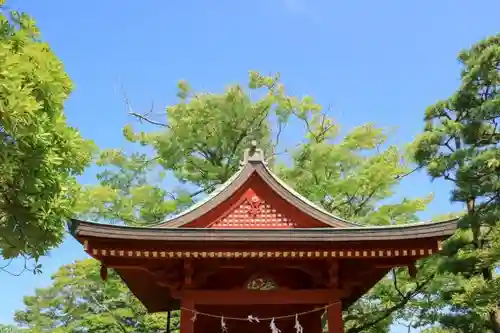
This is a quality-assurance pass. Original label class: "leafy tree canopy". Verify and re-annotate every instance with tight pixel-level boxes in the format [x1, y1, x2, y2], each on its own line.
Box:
[0, 324, 26, 333]
[411, 34, 500, 333]
[0, 4, 95, 266]
[14, 259, 177, 333]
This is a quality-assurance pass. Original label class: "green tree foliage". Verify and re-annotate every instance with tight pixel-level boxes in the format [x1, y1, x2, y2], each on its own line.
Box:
[0, 5, 95, 265]
[411, 34, 500, 333]
[420, 328, 461, 333]
[0, 324, 25, 333]
[14, 259, 178, 333]
[75, 71, 437, 333]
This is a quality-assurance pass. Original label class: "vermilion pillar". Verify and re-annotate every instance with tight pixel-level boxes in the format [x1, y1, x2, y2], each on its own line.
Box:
[327, 301, 344, 333]
[180, 298, 195, 333]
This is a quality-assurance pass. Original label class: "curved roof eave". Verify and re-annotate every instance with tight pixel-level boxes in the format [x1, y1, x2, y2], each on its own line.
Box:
[154, 163, 254, 228]
[154, 160, 359, 228]
[258, 163, 361, 227]
[70, 218, 458, 242]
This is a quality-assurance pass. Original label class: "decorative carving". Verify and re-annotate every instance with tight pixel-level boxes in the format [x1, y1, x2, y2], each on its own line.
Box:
[247, 195, 263, 217]
[240, 140, 266, 165]
[210, 188, 297, 228]
[247, 277, 278, 291]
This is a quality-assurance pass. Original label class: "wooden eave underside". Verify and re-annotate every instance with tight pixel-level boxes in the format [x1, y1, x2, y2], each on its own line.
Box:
[96, 257, 419, 313]
[73, 219, 456, 313]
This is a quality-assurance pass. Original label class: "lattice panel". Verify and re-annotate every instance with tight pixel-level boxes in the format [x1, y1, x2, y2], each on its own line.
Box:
[210, 192, 297, 229]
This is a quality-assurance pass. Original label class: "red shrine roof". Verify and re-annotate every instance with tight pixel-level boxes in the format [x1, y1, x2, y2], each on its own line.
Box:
[70, 143, 458, 240]
[69, 143, 458, 313]
[153, 144, 358, 229]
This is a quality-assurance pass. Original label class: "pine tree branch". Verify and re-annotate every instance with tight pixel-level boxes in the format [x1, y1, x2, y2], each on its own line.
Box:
[346, 274, 434, 333]
[392, 269, 406, 299]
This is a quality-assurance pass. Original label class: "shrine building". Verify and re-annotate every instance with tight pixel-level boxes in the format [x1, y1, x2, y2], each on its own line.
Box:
[70, 143, 457, 333]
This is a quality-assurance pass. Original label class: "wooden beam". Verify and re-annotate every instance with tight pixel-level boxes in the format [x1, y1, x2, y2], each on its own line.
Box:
[180, 298, 194, 333]
[327, 301, 345, 333]
[183, 259, 194, 288]
[171, 289, 345, 305]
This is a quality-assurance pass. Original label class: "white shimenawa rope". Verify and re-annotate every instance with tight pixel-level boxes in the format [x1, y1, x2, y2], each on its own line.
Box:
[184, 302, 338, 333]
[294, 314, 304, 333]
[270, 318, 281, 333]
[180, 301, 338, 321]
[221, 316, 228, 332]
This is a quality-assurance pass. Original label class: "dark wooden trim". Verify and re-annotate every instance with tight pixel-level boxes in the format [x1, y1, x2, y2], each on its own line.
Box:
[88, 248, 435, 260]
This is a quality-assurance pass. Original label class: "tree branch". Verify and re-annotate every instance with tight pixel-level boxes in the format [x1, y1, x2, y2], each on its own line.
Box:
[351, 185, 383, 216]
[188, 183, 220, 198]
[89, 294, 129, 333]
[392, 269, 406, 299]
[129, 112, 169, 128]
[347, 274, 435, 333]
[394, 163, 427, 180]
[120, 84, 169, 128]
[0, 255, 34, 276]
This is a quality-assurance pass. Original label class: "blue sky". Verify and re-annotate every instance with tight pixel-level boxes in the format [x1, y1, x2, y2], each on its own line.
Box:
[1, 0, 499, 332]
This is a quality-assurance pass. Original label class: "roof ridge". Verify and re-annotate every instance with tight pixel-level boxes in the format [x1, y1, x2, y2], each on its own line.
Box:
[261, 163, 361, 227]
[149, 165, 247, 228]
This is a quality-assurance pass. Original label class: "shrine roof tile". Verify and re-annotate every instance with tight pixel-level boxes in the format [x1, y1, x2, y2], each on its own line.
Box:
[70, 144, 458, 241]
[153, 161, 361, 228]
[70, 217, 458, 242]
[152, 159, 359, 228]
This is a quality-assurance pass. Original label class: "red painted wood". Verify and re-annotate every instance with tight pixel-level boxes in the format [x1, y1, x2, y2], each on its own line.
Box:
[173, 289, 343, 305]
[208, 188, 298, 229]
[181, 176, 331, 228]
[327, 301, 345, 333]
[305, 312, 324, 333]
[180, 298, 194, 333]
